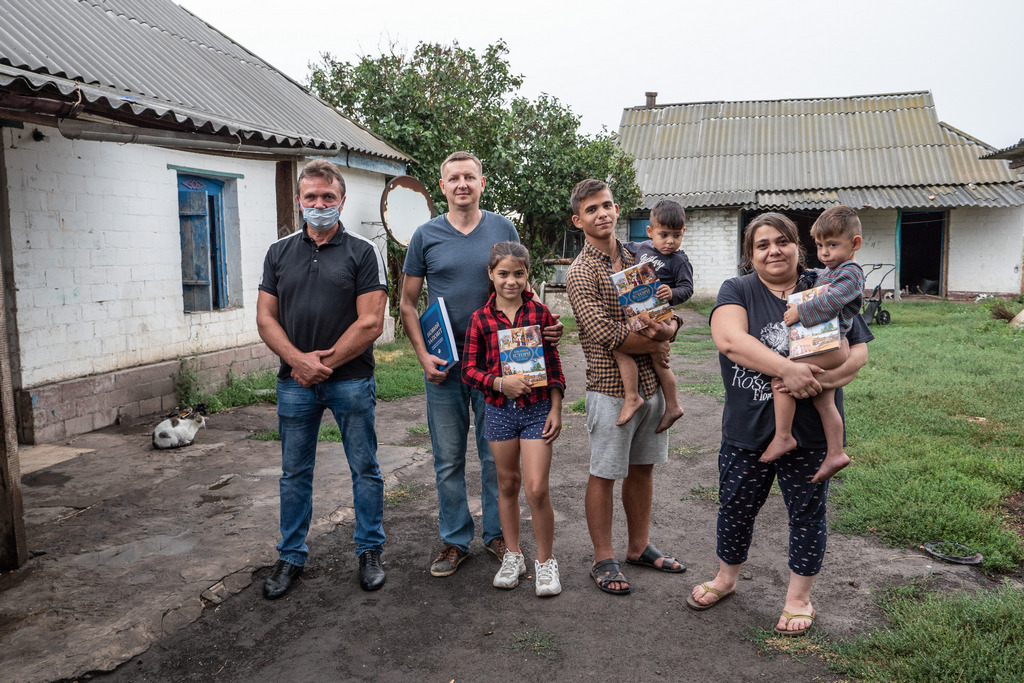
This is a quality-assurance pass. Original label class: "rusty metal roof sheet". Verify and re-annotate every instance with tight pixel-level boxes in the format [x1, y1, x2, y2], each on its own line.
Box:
[621, 92, 1022, 209]
[0, 0, 410, 160]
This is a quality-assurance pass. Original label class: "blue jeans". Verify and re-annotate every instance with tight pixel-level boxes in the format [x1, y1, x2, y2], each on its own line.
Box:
[276, 377, 384, 565]
[425, 373, 501, 551]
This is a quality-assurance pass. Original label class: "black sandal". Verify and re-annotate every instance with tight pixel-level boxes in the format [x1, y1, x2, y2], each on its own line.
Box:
[626, 543, 686, 573]
[590, 558, 631, 595]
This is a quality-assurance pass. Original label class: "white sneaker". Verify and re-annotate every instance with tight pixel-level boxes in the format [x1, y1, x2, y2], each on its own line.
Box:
[535, 558, 562, 596]
[493, 550, 526, 589]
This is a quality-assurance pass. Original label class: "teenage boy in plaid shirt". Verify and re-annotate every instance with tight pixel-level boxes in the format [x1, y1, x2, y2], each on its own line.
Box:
[566, 179, 686, 596]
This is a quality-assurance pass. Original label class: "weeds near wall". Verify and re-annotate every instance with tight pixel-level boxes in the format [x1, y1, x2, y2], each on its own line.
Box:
[172, 353, 204, 408]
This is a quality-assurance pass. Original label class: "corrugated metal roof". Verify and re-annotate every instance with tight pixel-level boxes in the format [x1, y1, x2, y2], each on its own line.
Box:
[0, 0, 410, 161]
[621, 92, 1022, 209]
[982, 138, 1024, 161]
[644, 184, 1024, 212]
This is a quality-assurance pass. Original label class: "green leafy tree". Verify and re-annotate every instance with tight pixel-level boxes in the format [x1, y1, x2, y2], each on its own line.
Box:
[309, 40, 521, 213]
[307, 39, 640, 283]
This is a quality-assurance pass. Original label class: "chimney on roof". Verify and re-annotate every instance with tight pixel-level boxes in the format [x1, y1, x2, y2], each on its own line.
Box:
[645, 92, 658, 109]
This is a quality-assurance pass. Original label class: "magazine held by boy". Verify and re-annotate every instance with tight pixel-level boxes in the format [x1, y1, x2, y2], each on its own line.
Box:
[787, 285, 841, 359]
[610, 261, 674, 332]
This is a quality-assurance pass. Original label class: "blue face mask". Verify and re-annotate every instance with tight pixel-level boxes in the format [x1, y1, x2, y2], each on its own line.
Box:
[303, 206, 340, 232]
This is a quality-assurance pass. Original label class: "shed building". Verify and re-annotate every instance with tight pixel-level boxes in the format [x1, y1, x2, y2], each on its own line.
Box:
[617, 91, 1024, 300]
[0, 0, 411, 444]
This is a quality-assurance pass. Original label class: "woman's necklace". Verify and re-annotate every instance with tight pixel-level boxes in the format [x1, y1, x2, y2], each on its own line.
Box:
[762, 281, 797, 299]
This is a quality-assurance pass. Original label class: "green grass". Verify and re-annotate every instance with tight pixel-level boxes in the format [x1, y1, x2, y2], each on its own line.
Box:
[567, 397, 587, 414]
[205, 369, 278, 412]
[680, 296, 716, 317]
[173, 365, 277, 413]
[828, 579, 1024, 682]
[779, 300, 1024, 682]
[508, 629, 559, 659]
[384, 482, 420, 509]
[247, 429, 280, 441]
[686, 484, 720, 504]
[407, 424, 429, 435]
[834, 301, 1024, 572]
[672, 336, 718, 354]
[247, 423, 343, 442]
[374, 339, 427, 401]
[677, 372, 725, 400]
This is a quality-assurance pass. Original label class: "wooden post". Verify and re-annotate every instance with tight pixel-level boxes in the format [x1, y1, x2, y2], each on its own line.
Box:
[275, 160, 298, 239]
[0, 255, 27, 570]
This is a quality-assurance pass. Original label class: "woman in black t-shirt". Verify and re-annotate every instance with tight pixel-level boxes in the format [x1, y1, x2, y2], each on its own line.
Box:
[686, 213, 872, 638]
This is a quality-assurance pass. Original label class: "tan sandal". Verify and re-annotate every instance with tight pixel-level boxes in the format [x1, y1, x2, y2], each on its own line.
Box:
[686, 582, 735, 611]
[774, 609, 816, 636]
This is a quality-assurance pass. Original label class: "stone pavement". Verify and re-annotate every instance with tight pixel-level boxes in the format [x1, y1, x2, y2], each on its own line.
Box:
[0, 403, 430, 683]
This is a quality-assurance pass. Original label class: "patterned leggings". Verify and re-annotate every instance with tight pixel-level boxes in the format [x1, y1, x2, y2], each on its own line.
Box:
[716, 441, 829, 576]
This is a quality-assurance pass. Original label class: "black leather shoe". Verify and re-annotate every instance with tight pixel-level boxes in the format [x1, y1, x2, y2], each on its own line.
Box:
[359, 550, 386, 591]
[263, 559, 302, 600]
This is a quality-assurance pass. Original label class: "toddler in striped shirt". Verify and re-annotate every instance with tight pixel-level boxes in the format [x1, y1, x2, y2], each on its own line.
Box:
[761, 205, 865, 483]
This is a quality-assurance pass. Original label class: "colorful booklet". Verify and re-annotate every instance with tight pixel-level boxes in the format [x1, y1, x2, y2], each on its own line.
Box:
[419, 297, 458, 370]
[497, 325, 547, 388]
[610, 262, 673, 332]
[787, 285, 841, 359]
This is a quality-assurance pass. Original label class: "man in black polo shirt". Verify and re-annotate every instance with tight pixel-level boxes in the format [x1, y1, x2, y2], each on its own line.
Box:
[257, 160, 389, 599]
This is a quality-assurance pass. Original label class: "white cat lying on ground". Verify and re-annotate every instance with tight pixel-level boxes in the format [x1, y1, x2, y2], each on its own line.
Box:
[152, 413, 206, 449]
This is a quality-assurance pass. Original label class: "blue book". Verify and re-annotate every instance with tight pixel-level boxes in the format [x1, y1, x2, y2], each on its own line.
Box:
[419, 297, 459, 371]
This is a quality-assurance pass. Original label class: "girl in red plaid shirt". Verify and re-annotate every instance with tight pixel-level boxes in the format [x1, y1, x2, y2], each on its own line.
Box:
[463, 242, 566, 596]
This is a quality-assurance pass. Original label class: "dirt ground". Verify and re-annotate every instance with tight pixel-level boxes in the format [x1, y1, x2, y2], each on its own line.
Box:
[9, 309, 1008, 683]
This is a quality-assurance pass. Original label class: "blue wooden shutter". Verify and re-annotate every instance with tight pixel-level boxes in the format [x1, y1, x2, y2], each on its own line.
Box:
[179, 190, 212, 311]
[628, 217, 648, 241]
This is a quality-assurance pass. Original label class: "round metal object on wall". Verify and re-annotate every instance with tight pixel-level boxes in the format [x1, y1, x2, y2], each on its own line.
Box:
[380, 175, 434, 247]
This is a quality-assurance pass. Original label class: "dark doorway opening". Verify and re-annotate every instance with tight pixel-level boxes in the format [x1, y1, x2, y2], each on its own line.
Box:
[740, 209, 824, 268]
[899, 210, 945, 295]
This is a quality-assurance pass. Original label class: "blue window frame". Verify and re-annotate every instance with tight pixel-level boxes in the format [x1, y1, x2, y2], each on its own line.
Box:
[177, 174, 229, 312]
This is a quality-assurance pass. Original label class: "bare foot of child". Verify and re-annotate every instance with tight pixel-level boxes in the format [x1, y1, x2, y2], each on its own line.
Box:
[617, 394, 645, 426]
[759, 433, 797, 463]
[811, 451, 850, 483]
[656, 406, 684, 434]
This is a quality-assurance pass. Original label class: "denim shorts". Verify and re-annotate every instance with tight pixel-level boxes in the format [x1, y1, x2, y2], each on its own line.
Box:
[484, 398, 551, 441]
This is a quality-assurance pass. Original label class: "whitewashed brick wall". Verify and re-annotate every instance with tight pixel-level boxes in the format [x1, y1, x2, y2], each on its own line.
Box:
[856, 209, 899, 293]
[685, 208, 742, 298]
[947, 206, 1024, 294]
[3, 125, 392, 390]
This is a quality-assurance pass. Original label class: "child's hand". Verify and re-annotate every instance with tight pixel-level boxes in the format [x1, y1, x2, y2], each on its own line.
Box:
[501, 374, 533, 398]
[655, 283, 672, 302]
[783, 303, 800, 326]
[542, 408, 562, 444]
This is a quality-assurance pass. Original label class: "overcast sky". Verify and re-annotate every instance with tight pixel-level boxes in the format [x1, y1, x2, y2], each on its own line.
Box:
[177, 0, 1022, 150]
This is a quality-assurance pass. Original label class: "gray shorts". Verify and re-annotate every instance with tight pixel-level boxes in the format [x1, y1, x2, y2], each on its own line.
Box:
[585, 390, 669, 479]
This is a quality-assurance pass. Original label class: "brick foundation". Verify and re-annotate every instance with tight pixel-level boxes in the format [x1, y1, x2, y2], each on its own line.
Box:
[16, 343, 277, 444]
